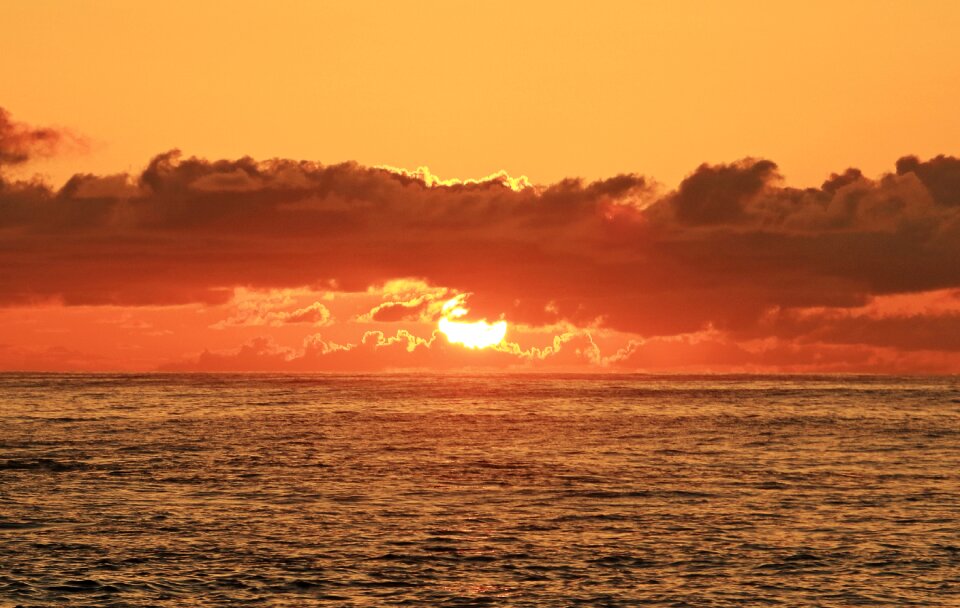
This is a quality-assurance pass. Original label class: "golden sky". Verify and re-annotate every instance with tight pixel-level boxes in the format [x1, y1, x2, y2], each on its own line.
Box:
[5, 1, 960, 189]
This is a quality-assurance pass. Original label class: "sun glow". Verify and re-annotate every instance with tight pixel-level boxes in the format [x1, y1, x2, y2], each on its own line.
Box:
[437, 296, 507, 349]
[377, 165, 533, 192]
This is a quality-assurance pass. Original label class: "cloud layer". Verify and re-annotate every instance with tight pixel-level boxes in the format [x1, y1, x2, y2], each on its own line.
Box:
[2, 109, 959, 372]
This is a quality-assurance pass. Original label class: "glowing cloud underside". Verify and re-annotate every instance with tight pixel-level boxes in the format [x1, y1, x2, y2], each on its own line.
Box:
[377, 165, 533, 192]
[437, 296, 507, 349]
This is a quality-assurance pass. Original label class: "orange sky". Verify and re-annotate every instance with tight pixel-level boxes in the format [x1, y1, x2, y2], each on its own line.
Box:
[2, 2, 960, 373]
[5, 1, 960, 190]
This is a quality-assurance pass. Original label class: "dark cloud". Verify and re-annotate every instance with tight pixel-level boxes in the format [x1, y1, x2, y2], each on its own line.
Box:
[748, 308, 960, 352]
[0, 108, 69, 170]
[664, 158, 779, 225]
[896, 155, 960, 207]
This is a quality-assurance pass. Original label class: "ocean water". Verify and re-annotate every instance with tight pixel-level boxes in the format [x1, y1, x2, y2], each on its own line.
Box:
[1, 373, 959, 607]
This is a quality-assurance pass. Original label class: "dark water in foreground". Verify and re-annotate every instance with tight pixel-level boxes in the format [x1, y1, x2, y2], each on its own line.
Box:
[1, 374, 959, 607]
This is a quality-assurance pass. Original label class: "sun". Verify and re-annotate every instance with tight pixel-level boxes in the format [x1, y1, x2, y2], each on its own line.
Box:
[437, 295, 507, 349]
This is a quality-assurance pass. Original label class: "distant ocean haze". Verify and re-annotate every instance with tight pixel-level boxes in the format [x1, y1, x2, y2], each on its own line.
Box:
[1, 373, 959, 606]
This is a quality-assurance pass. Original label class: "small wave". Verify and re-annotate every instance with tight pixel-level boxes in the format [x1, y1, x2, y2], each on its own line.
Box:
[47, 579, 119, 594]
[0, 520, 47, 530]
[588, 554, 656, 567]
[563, 490, 652, 499]
[0, 458, 88, 472]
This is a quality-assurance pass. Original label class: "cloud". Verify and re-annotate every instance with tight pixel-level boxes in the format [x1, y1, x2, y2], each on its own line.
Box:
[365, 300, 430, 323]
[355, 278, 451, 323]
[211, 288, 332, 328]
[0, 108, 85, 174]
[605, 333, 960, 374]
[746, 298, 960, 353]
[661, 158, 779, 225]
[0, 108, 63, 169]
[3, 107, 960, 370]
[161, 328, 603, 372]
[377, 165, 534, 192]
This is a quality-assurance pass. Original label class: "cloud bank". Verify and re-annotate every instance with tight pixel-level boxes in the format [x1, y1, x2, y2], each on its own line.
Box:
[2, 108, 959, 372]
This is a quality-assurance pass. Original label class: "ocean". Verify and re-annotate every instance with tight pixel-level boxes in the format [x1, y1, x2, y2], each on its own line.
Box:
[1, 373, 959, 606]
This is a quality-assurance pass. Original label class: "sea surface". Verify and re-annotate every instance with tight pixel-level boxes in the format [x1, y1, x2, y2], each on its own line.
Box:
[1, 373, 959, 606]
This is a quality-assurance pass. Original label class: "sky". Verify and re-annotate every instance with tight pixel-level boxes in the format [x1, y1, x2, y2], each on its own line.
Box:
[2, 1, 960, 372]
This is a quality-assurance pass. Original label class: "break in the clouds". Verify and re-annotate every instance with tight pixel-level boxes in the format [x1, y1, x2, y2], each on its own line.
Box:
[1, 108, 959, 372]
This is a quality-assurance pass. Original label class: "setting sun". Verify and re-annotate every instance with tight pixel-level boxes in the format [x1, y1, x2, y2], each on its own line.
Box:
[437, 295, 507, 349]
